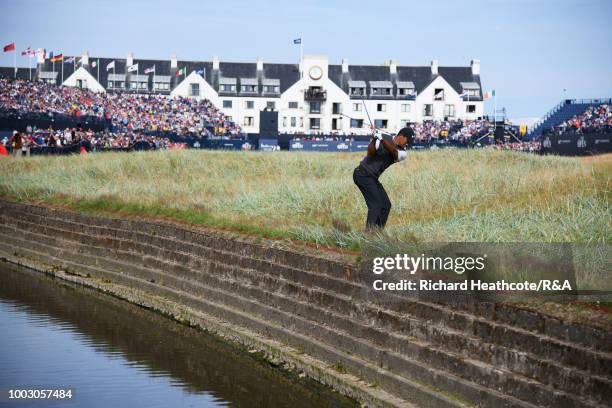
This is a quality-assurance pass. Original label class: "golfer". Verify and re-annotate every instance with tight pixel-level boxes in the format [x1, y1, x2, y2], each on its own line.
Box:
[353, 127, 414, 230]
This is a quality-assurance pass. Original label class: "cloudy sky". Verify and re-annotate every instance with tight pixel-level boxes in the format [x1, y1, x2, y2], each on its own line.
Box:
[1, 0, 611, 120]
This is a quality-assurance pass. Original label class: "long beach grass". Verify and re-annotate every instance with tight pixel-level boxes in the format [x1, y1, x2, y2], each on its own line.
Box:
[0, 149, 610, 249]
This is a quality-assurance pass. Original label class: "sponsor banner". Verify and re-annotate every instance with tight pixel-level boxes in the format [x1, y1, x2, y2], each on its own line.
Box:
[350, 141, 371, 152]
[259, 139, 280, 152]
[540, 133, 612, 156]
[289, 139, 359, 152]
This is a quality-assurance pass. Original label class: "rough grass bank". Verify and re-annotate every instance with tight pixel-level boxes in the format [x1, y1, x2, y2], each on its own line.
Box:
[0, 149, 609, 250]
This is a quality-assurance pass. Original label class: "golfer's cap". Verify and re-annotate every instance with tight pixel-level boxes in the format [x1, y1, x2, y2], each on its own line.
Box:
[12, 130, 18, 135]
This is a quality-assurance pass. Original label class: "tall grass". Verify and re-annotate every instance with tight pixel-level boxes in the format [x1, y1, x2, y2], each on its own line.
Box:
[0, 149, 609, 249]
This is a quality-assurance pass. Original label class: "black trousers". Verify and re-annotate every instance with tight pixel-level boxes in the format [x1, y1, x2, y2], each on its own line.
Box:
[353, 167, 391, 229]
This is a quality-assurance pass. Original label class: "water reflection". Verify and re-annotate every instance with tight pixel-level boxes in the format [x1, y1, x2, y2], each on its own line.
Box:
[0, 262, 356, 408]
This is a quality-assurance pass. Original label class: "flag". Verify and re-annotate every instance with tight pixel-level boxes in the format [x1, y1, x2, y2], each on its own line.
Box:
[484, 90, 495, 99]
[106, 60, 115, 71]
[293, 38, 302, 44]
[127, 63, 138, 72]
[3, 42, 15, 52]
[0, 145, 9, 156]
[64, 56, 75, 64]
[36, 48, 45, 57]
[176, 66, 186, 76]
[21, 47, 34, 56]
[144, 65, 155, 74]
[196, 69, 204, 75]
[459, 90, 469, 98]
[50, 54, 63, 62]
[92, 59, 97, 68]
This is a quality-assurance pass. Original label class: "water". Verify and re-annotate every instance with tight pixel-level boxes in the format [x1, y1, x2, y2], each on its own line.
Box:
[0, 262, 356, 408]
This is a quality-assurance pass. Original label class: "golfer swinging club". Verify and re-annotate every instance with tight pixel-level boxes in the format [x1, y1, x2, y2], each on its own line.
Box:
[353, 125, 414, 230]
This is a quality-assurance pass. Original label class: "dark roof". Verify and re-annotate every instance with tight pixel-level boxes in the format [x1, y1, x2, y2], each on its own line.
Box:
[2, 59, 481, 100]
[328, 64, 482, 100]
[0, 67, 32, 80]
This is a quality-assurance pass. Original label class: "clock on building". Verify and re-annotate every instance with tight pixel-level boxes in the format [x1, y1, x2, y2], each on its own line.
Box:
[309, 66, 323, 80]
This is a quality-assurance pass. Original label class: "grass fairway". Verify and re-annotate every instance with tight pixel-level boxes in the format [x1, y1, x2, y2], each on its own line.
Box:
[0, 149, 609, 249]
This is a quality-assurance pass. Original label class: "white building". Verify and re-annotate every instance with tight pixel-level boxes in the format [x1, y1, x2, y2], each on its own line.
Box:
[39, 52, 484, 135]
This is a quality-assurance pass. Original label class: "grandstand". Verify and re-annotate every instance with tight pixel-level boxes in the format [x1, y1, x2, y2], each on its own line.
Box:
[526, 98, 612, 140]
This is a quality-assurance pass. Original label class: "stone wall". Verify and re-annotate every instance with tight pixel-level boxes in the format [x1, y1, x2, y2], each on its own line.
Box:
[0, 200, 610, 408]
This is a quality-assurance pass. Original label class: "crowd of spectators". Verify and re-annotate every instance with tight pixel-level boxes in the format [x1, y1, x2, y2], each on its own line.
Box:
[547, 104, 612, 136]
[2, 126, 171, 156]
[486, 140, 540, 153]
[0, 78, 242, 137]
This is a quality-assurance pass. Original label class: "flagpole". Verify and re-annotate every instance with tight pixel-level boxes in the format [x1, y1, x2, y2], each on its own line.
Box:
[29, 55, 32, 81]
[61, 57, 64, 85]
[14, 43, 17, 78]
[300, 35, 303, 78]
[97, 60, 100, 83]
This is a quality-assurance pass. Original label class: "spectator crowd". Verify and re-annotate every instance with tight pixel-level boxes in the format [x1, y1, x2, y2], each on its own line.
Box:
[2, 126, 171, 156]
[0, 77, 242, 137]
[547, 104, 612, 136]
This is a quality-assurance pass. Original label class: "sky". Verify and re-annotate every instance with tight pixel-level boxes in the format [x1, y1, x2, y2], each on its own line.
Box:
[0, 0, 611, 120]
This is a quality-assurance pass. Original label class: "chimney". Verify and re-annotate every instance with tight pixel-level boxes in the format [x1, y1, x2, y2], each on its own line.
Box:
[81, 51, 89, 66]
[171, 54, 177, 69]
[127, 52, 133, 67]
[341, 58, 349, 73]
[213, 56, 220, 70]
[431, 59, 438, 75]
[256, 57, 263, 71]
[388, 59, 398, 75]
[471, 59, 480, 75]
[37, 49, 46, 64]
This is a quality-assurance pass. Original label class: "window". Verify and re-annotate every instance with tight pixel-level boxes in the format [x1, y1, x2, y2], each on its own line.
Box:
[130, 82, 138, 90]
[220, 84, 235, 92]
[310, 101, 321, 114]
[244, 116, 254, 126]
[467, 89, 479, 98]
[350, 87, 365, 96]
[332, 103, 342, 115]
[190, 83, 200, 97]
[374, 119, 388, 129]
[223, 100, 232, 109]
[290, 117, 296, 127]
[139, 82, 147, 90]
[444, 104, 455, 117]
[350, 119, 364, 128]
[353, 103, 362, 112]
[245, 100, 254, 109]
[332, 118, 340, 130]
[372, 87, 391, 96]
[241, 85, 257, 93]
[282, 117, 287, 127]
[466, 104, 476, 113]
[107, 81, 114, 89]
[288, 101, 298, 109]
[434, 88, 444, 101]
[309, 118, 320, 130]
[154, 82, 169, 91]
[398, 88, 415, 97]
[401, 104, 411, 113]
[377, 103, 386, 112]
[266, 101, 276, 110]
[263, 85, 279, 93]
[76, 79, 87, 89]
[423, 104, 433, 116]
